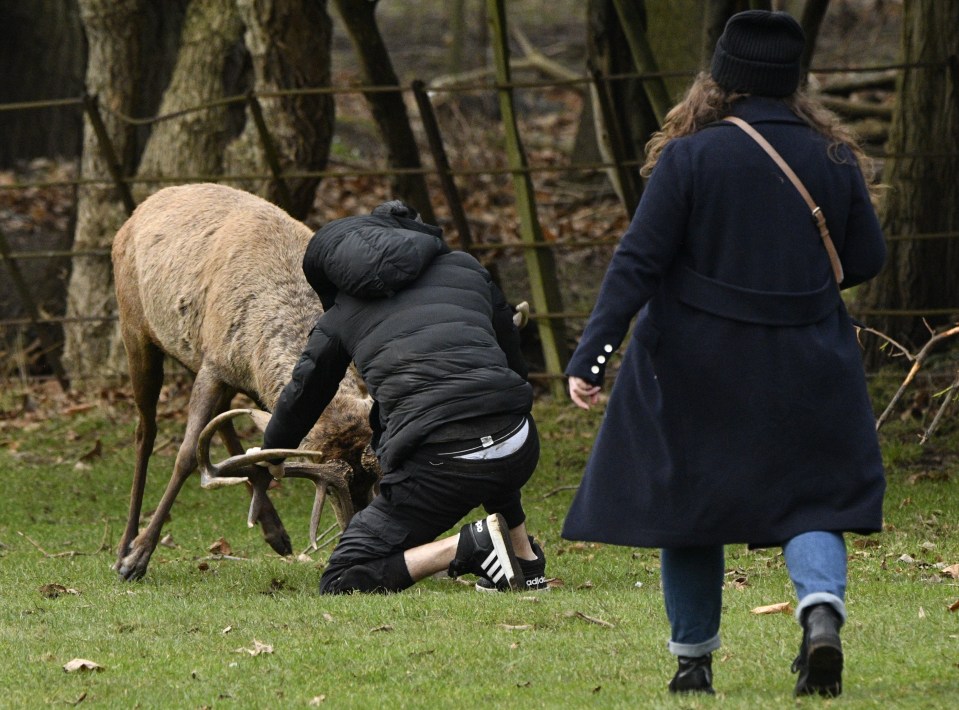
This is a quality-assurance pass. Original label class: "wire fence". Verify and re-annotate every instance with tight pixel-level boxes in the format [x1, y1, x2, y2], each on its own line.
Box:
[1, 56, 958, 388]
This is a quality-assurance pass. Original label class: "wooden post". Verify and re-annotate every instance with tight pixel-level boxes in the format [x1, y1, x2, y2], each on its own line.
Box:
[611, 0, 673, 125]
[245, 91, 295, 214]
[0, 227, 70, 391]
[588, 63, 642, 218]
[487, 0, 568, 398]
[410, 80, 474, 253]
[82, 93, 136, 215]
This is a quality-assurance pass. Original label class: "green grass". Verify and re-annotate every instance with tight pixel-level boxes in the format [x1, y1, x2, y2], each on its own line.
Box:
[1, 382, 958, 708]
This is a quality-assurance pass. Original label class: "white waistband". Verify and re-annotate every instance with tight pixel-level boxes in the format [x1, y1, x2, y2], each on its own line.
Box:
[453, 419, 529, 460]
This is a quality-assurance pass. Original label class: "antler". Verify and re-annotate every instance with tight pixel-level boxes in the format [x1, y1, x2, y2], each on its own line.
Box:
[196, 408, 355, 549]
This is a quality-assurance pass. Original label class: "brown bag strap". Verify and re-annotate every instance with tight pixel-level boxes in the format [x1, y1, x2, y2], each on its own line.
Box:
[723, 115, 844, 284]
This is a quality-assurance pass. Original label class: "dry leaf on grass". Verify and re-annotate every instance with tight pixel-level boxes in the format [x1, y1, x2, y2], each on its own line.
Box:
[498, 624, 533, 631]
[39, 583, 80, 598]
[309, 696, 327, 705]
[235, 639, 273, 656]
[948, 598, 959, 612]
[941, 563, 959, 579]
[159, 534, 177, 548]
[751, 602, 793, 615]
[370, 624, 394, 633]
[208, 537, 232, 555]
[63, 658, 104, 673]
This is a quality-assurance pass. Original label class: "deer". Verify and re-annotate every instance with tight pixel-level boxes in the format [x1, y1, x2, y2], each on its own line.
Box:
[111, 182, 379, 581]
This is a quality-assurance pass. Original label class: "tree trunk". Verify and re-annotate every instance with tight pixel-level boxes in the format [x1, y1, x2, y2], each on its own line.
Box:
[62, 0, 142, 382]
[857, 0, 959, 356]
[135, 0, 243, 197]
[573, 1, 657, 169]
[223, 0, 336, 219]
[332, 0, 436, 223]
[0, 0, 85, 165]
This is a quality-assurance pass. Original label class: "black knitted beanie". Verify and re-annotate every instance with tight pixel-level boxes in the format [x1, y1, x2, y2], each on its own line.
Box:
[710, 10, 806, 97]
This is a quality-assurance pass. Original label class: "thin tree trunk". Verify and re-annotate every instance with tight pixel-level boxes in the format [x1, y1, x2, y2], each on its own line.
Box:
[332, 0, 436, 223]
[63, 0, 141, 383]
[136, 0, 242, 196]
[223, 0, 336, 218]
[858, 0, 959, 356]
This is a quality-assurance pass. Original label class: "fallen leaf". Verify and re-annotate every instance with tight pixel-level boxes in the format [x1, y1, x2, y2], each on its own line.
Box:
[235, 639, 273, 656]
[322, 613, 334, 622]
[159, 534, 177, 548]
[309, 696, 327, 706]
[221, 626, 233, 634]
[918, 607, 926, 618]
[751, 602, 793, 615]
[948, 599, 959, 612]
[62, 403, 96, 416]
[942, 564, 959, 579]
[39, 583, 80, 598]
[898, 554, 916, 564]
[209, 537, 232, 555]
[498, 624, 532, 631]
[370, 624, 393, 633]
[63, 658, 104, 673]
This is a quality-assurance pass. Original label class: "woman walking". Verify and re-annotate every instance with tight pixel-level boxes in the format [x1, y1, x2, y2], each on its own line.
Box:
[563, 10, 886, 697]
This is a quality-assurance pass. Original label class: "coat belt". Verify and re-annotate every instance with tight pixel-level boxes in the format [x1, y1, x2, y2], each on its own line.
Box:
[674, 266, 840, 326]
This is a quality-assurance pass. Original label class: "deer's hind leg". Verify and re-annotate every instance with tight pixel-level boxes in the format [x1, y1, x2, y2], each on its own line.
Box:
[117, 364, 227, 581]
[116, 330, 165, 574]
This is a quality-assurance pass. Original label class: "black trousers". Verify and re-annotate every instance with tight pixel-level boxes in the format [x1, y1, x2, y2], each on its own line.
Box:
[320, 416, 539, 594]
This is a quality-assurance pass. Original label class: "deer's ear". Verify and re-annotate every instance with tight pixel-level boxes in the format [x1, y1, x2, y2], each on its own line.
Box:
[248, 409, 273, 432]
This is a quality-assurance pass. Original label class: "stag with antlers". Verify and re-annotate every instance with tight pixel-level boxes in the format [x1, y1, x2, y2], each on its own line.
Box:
[111, 183, 378, 581]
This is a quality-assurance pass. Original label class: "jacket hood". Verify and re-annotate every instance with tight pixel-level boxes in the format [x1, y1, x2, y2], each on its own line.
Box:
[302, 214, 448, 308]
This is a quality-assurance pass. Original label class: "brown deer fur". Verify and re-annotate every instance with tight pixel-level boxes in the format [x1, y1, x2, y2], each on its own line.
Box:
[112, 183, 374, 581]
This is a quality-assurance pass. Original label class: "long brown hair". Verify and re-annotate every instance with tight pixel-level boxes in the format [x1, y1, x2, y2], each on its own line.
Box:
[641, 73, 878, 199]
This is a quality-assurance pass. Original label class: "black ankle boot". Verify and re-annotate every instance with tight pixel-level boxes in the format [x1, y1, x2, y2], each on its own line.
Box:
[668, 653, 715, 694]
[792, 604, 843, 697]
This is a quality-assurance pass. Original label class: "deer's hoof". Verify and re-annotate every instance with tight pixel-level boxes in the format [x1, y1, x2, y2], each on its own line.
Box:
[116, 546, 151, 581]
[264, 528, 293, 557]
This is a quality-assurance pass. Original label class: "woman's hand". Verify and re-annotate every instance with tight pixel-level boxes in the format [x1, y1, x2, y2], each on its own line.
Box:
[569, 376, 602, 410]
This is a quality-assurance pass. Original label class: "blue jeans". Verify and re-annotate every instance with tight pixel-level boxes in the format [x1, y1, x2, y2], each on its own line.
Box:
[661, 531, 847, 657]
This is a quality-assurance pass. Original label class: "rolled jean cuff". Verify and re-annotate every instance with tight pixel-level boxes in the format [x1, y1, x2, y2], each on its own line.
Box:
[668, 633, 721, 657]
[795, 593, 846, 624]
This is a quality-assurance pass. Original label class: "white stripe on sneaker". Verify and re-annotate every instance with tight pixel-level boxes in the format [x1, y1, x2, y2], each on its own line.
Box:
[481, 551, 505, 581]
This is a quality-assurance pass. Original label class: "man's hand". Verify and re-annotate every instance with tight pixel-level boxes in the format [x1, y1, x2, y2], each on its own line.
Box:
[569, 376, 602, 410]
[245, 446, 284, 480]
[513, 301, 530, 329]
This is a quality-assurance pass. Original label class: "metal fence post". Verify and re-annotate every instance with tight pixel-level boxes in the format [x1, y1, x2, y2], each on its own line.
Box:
[410, 79, 474, 253]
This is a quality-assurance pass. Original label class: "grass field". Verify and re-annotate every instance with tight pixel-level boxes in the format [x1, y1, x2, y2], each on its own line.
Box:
[1, 379, 957, 708]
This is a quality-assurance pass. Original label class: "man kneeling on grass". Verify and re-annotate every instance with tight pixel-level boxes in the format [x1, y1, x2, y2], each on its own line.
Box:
[255, 201, 547, 594]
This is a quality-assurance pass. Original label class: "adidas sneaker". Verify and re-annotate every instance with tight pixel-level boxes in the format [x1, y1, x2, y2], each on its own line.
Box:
[448, 513, 524, 591]
[475, 537, 548, 592]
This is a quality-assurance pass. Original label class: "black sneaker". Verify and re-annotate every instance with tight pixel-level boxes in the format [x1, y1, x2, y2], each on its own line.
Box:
[668, 653, 715, 694]
[475, 538, 548, 592]
[792, 604, 843, 697]
[448, 514, 524, 591]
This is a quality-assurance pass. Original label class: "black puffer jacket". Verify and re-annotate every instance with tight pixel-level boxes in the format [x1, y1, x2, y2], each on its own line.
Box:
[263, 208, 532, 473]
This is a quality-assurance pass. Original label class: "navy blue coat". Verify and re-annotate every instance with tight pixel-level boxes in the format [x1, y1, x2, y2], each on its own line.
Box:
[562, 97, 886, 548]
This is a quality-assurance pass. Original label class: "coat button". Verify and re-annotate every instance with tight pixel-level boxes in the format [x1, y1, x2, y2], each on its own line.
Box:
[591, 366, 600, 375]
[597, 355, 606, 364]
[604, 344, 613, 353]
